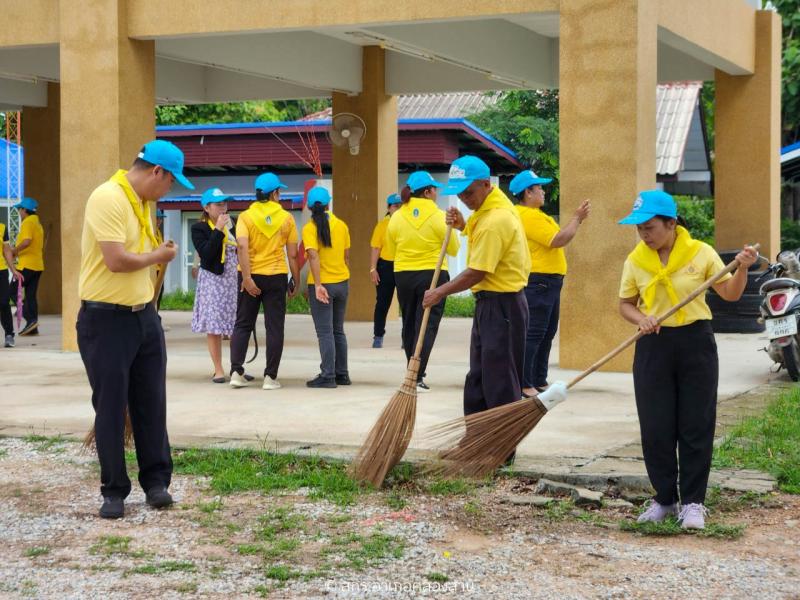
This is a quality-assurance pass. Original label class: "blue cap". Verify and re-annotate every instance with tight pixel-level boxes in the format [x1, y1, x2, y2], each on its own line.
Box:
[618, 189, 677, 225]
[156, 209, 166, 218]
[386, 193, 402, 205]
[440, 156, 491, 196]
[406, 171, 443, 192]
[307, 186, 331, 207]
[509, 169, 553, 195]
[13, 197, 38, 212]
[201, 187, 234, 207]
[138, 140, 194, 190]
[255, 172, 288, 194]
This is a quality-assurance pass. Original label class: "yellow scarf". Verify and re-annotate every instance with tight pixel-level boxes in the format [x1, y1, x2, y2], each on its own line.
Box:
[207, 221, 237, 264]
[463, 187, 518, 237]
[110, 170, 159, 253]
[628, 225, 702, 324]
[399, 198, 439, 230]
[244, 200, 289, 240]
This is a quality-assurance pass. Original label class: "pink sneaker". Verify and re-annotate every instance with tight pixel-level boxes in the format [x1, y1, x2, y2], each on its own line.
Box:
[678, 503, 707, 529]
[636, 500, 679, 523]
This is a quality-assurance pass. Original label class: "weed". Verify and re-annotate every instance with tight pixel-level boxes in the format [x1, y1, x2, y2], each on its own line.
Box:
[620, 518, 745, 539]
[174, 582, 198, 594]
[427, 572, 449, 583]
[196, 499, 224, 513]
[89, 535, 132, 556]
[424, 478, 477, 496]
[127, 560, 196, 575]
[385, 490, 408, 510]
[0, 448, 7, 459]
[24, 546, 49, 558]
[256, 507, 305, 540]
[264, 564, 302, 581]
[237, 544, 263, 555]
[262, 539, 301, 559]
[23, 433, 66, 453]
[463, 500, 482, 516]
[544, 499, 575, 521]
[326, 514, 352, 525]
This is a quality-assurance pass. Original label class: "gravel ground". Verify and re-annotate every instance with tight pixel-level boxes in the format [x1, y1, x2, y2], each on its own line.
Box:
[1, 436, 798, 600]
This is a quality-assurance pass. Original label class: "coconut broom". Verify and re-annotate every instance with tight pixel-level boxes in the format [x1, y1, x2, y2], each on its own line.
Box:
[351, 225, 454, 487]
[83, 245, 173, 449]
[427, 244, 758, 478]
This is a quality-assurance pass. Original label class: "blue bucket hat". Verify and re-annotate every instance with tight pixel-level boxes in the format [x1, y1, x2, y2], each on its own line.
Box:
[440, 155, 491, 196]
[618, 189, 677, 225]
[509, 169, 553, 195]
[138, 140, 194, 190]
[201, 188, 234, 207]
[406, 171, 443, 192]
[255, 172, 288, 195]
[386, 193, 402, 205]
[307, 186, 331, 207]
[13, 197, 38, 212]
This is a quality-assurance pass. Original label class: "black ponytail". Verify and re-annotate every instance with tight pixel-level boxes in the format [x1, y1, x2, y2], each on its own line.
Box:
[311, 203, 332, 247]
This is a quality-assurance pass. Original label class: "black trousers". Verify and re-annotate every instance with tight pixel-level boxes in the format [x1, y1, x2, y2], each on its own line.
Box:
[10, 268, 42, 325]
[76, 303, 172, 499]
[230, 273, 287, 379]
[395, 269, 449, 381]
[464, 290, 528, 416]
[633, 320, 718, 505]
[0, 269, 12, 336]
[522, 273, 563, 389]
[373, 258, 396, 337]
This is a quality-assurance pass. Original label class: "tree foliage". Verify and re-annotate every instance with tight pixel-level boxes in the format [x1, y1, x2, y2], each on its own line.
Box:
[155, 99, 330, 126]
[770, 0, 800, 145]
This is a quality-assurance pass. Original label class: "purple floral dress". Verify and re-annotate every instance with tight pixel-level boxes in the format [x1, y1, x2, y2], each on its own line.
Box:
[191, 241, 238, 335]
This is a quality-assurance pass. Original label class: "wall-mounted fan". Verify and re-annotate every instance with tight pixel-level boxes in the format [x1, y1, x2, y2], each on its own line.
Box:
[328, 112, 366, 155]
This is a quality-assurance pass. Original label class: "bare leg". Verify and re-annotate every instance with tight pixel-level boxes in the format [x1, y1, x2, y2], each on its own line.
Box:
[207, 334, 224, 378]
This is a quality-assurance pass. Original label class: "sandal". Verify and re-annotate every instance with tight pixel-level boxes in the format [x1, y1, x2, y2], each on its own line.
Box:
[212, 376, 226, 384]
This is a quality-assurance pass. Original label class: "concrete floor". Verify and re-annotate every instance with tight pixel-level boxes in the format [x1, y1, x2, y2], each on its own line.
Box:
[0, 312, 790, 482]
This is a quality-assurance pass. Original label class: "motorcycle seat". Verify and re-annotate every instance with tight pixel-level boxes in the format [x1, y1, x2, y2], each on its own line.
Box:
[760, 277, 800, 293]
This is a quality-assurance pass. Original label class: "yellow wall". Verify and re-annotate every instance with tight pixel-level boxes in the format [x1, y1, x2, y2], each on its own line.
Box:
[0, 0, 58, 47]
[332, 46, 399, 321]
[715, 10, 781, 260]
[558, 0, 658, 372]
[23, 82, 61, 315]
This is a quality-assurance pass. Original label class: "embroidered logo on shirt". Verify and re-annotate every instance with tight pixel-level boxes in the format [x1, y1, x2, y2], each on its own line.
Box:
[449, 164, 466, 179]
[413, 208, 419, 218]
[266, 216, 272, 225]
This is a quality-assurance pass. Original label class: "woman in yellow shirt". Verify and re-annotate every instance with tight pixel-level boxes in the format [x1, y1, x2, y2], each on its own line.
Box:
[302, 186, 351, 388]
[10, 197, 45, 336]
[385, 171, 460, 392]
[369, 192, 402, 348]
[618, 190, 757, 530]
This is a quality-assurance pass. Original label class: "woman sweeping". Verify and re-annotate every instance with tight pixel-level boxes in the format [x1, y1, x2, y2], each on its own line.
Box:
[369, 192, 402, 349]
[618, 190, 757, 529]
[191, 188, 239, 383]
[385, 171, 459, 392]
[303, 186, 351, 388]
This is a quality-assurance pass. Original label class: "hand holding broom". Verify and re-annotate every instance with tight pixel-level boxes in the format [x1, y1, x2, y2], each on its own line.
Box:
[351, 225, 454, 487]
[428, 243, 759, 478]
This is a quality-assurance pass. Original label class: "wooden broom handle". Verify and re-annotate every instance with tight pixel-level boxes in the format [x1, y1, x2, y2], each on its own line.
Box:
[412, 224, 454, 360]
[566, 243, 760, 389]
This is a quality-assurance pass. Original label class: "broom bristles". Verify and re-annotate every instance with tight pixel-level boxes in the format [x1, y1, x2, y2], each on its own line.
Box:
[82, 409, 135, 450]
[350, 359, 420, 487]
[425, 397, 548, 478]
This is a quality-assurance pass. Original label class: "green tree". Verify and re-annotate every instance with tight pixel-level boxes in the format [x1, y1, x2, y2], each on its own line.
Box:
[770, 0, 800, 146]
[155, 99, 330, 126]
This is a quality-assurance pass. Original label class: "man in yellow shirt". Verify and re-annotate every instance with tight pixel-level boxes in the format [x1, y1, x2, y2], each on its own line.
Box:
[509, 169, 591, 396]
[10, 197, 44, 336]
[78, 139, 190, 518]
[423, 156, 537, 427]
[230, 172, 300, 390]
[1, 221, 24, 347]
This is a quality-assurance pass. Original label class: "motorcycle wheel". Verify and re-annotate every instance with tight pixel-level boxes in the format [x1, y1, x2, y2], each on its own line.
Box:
[782, 343, 800, 382]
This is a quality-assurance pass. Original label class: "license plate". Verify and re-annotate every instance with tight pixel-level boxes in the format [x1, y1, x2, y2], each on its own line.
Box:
[765, 315, 798, 339]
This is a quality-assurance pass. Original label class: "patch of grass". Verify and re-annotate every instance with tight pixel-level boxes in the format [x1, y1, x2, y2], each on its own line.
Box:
[385, 462, 417, 486]
[620, 518, 745, 539]
[172, 447, 361, 505]
[426, 572, 449, 583]
[174, 582, 198, 594]
[424, 477, 477, 496]
[463, 500, 482, 516]
[24, 546, 49, 558]
[23, 433, 66, 452]
[89, 535, 132, 556]
[236, 544, 263, 555]
[264, 564, 302, 581]
[325, 513, 352, 525]
[196, 499, 224, 513]
[127, 560, 197, 575]
[444, 294, 475, 318]
[713, 387, 800, 494]
[704, 488, 770, 513]
[344, 533, 405, 570]
[256, 507, 305, 541]
[0, 448, 7, 459]
[385, 490, 408, 510]
[544, 499, 576, 522]
[160, 289, 195, 310]
[286, 294, 310, 314]
[262, 539, 301, 559]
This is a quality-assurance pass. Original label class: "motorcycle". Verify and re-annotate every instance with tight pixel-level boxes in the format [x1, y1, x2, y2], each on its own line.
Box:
[757, 249, 800, 381]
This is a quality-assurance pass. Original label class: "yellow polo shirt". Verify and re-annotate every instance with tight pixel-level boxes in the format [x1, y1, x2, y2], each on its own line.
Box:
[515, 205, 567, 275]
[303, 213, 351, 284]
[384, 198, 460, 272]
[619, 242, 731, 327]
[467, 188, 531, 293]
[370, 216, 394, 261]
[0, 223, 8, 271]
[236, 209, 298, 276]
[79, 179, 154, 305]
[16, 214, 45, 271]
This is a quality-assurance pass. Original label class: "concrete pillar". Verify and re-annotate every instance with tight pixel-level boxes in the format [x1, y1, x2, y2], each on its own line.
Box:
[23, 82, 61, 315]
[59, 0, 156, 350]
[715, 10, 781, 259]
[332, 46, 398, 321]
[558, 0, 658, 372]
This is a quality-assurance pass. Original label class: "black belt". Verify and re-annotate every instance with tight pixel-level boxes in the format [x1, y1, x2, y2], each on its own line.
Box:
[81, 300, 148, 312]
[530, 272, 564, 280]
[474, 290, 523, 300]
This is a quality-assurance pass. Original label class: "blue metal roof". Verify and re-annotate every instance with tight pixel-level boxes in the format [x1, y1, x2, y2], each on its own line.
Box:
[782, 141, 800, 156]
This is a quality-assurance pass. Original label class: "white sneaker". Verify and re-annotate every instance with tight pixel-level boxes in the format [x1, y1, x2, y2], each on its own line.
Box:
[262, 376, 282, 390]
[230, 372, 249, 388]
[636, 500, 679, 523]
[678, 503, 708, 530]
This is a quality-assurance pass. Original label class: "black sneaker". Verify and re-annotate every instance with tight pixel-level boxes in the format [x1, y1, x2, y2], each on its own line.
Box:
[4, 334, 14, 348]
[306, 375, 337, 388]
[335, 374, 352, 386]
[99, 496, 124, 519]
[416, 380, 431, 393]
[145, 487, 174, 509]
